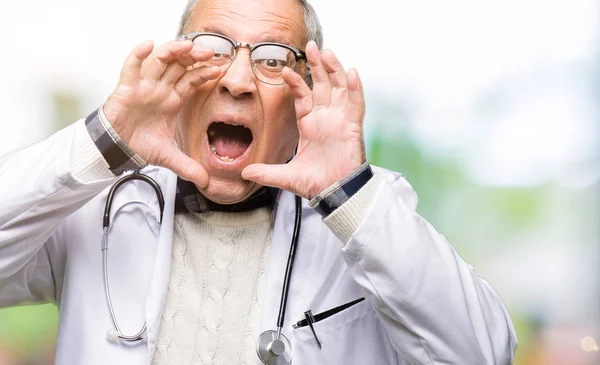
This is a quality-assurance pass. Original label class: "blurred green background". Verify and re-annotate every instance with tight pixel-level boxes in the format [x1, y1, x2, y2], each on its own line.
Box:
[0, 0, 598, 364]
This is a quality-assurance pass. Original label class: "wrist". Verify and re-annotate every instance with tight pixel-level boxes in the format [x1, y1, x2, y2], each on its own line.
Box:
[86, 106, 147, 175]
[308, 155, 367, 199]
[309, 162, 373, 217]
[102, 98, 133, 145]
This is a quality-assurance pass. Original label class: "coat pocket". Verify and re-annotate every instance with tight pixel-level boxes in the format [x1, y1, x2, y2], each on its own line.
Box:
[290, 299, 402, 365]
[292, 297, 366, 330]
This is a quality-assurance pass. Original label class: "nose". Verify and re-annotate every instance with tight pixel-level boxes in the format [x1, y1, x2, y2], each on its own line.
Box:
[217, 47, 257, 99]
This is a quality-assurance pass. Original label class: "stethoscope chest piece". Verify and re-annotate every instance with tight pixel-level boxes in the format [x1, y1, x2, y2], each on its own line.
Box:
[256, 330, 292, 365]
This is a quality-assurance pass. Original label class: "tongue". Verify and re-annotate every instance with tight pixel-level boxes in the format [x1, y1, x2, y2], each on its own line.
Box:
[212, 136, 248, 159]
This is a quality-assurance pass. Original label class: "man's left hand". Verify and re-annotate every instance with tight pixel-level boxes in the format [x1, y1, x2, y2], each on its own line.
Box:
[242, 41, 366, 199]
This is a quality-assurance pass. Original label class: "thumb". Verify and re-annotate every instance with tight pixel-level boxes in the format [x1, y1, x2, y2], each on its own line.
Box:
[242, 163, 298, 195]
[161, 145, 209, 188]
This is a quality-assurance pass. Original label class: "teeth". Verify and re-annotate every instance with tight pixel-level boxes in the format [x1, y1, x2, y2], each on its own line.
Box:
[210, 144, 234, 162]
[222, 121, 248, 128]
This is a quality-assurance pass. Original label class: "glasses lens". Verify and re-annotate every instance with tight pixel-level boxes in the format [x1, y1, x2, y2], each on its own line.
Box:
[191, 35, 235, 71]
[251, 45, 296, 84]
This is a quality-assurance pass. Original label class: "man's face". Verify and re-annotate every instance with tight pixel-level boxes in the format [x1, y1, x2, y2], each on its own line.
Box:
[177, 0, 306, 204]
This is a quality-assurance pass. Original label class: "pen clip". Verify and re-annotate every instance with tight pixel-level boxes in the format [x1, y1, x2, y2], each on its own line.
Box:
[304, 310, 322, 349]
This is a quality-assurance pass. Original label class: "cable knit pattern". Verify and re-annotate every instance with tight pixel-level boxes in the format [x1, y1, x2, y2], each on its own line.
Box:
[152, 208, 273, 365]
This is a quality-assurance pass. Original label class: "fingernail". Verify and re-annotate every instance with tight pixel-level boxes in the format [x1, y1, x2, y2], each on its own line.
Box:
[137, 39, 154, 50]
[330, 51, 340, 63]
[171, 44, 183, 54]
[283, 67, 299, 84]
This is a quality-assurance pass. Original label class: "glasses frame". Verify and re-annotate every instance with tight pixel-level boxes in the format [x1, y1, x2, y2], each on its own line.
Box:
[181, 32, 308, 85]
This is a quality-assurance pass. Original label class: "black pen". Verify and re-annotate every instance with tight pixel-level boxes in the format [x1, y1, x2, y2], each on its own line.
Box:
[304, 310, 322, 349]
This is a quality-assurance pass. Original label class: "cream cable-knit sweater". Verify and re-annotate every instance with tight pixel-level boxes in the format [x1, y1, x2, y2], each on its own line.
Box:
[152, 207, 273, 365]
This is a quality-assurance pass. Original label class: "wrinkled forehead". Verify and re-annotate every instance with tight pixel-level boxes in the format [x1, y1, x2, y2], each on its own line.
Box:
[186, 0, 307, 49]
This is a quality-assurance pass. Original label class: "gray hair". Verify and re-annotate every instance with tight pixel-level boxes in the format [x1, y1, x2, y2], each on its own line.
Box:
[176, 0, 323, 85]
[177, 0, 322, 48]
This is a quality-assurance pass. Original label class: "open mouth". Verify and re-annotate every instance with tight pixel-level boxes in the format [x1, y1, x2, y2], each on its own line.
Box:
[207, 122, 253, 162]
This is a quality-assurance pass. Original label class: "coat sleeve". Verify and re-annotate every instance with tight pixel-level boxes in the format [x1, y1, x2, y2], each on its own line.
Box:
[325, 170, 517, 365]
[0, 120, 115, 306]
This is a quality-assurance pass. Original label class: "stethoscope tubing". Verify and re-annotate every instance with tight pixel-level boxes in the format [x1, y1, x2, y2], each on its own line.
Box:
[255, 195, 302, 365]
[276, 195, 302, 329]
[102, 171, 165, 342]
[103, 171, 165, 229]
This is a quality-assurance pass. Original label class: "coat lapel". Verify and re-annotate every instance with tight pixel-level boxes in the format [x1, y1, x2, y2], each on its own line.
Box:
[260, 191, 295, 333]
[143, 168, 177, 361]
[259, 191, 323, 338]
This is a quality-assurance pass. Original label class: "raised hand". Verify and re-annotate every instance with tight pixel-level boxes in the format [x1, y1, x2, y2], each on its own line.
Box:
[242, 41, 367, 199]
[102, 40, 221, 187]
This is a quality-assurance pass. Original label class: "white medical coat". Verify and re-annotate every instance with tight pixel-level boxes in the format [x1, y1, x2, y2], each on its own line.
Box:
[0, 122, 517, 364]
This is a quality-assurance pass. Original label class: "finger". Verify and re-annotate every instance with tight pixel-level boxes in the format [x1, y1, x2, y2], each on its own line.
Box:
[161, 62, 187, 86]
[305, 41, 331, 107]
[120, 40, 154, 85]
[161, 145, 209, 188]
[282, 67, 313, 119]
[140, 40, 194, 81]
[184, 47, 217, 71]
[321, 49, 347, 89]
[241, 163, 297, 194]
[176, 47, 215, 69]
[190, 45, 215, 62]
[321, 50, 348, 106]
[158, 50, 206, 87]
[346, 68, 366, 121]
[174, 65, 222, 100]
[161, 46, 215, 86]
[155, 46, 213, 89]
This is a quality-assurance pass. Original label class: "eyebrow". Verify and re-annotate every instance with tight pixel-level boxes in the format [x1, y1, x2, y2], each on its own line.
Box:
[199, 25, 294, 46]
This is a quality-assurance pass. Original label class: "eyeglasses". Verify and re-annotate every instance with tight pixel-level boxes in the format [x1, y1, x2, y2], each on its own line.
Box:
[181, 32, 307, 85]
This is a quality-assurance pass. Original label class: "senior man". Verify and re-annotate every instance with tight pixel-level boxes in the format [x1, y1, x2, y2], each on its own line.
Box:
[0, 0, 517, 364]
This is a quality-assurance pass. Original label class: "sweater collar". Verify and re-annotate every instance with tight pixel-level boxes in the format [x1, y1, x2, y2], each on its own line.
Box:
[174, 177, 279, 214]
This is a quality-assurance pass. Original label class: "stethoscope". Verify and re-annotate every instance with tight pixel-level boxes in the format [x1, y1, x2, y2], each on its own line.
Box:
[102, 171, 165, 342]
[102, 171, 302, 365]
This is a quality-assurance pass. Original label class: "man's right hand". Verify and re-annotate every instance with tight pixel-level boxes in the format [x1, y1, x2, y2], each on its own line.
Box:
[102, 40, 221, 188]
